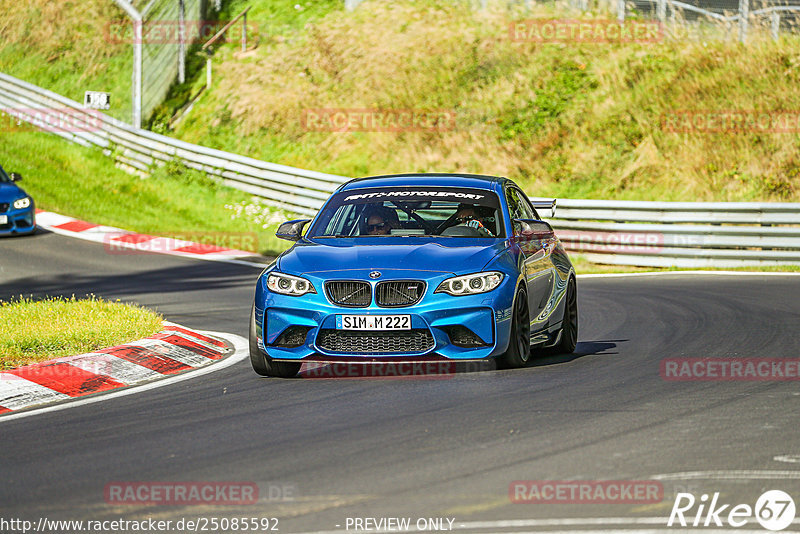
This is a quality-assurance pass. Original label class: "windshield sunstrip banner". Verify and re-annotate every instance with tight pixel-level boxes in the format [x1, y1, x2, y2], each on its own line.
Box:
[342, 189, 491, 204]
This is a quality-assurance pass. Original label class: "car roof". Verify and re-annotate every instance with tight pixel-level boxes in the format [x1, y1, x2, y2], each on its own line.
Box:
[339, 173, 506, 192]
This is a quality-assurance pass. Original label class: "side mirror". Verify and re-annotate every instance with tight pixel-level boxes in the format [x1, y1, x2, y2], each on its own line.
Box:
[9, 172, 22, 182]
[276, 219, 311, 241]
[513, 219, 555, 241]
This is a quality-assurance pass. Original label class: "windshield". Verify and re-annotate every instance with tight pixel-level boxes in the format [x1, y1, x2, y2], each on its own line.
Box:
[309, 186, 505, 239]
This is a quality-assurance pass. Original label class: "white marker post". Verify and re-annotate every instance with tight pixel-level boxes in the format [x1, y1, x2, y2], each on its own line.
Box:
[84, 91, 111, 110]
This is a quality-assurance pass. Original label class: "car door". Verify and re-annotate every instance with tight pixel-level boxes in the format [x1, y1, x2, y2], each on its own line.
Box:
[506, 186, 555, 325]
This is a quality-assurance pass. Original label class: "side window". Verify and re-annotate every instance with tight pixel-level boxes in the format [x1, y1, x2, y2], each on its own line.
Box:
[506, 188, 534, 220]
[516, 189, 540, 220]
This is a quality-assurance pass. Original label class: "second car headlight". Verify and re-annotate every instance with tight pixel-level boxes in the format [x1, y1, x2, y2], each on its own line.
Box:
[13, 197, 31, 210]
[435, 271, 504, 296]
[267, 272, 316, 296]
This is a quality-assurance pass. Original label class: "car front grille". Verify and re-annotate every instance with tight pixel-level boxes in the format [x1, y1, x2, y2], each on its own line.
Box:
[376, 281, 425, 307]
[325, 281, 372, 307]
[317, 329, 434, 354]
[0, 203, 8, 213]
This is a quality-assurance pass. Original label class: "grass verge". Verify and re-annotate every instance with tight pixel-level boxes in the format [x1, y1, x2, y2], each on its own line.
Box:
[0, 130, 292, 255]
[570, 255, 800, 274]
[0, 296, 163, 370]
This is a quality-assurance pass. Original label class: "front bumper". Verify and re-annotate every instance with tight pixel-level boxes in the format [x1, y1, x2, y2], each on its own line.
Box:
[0, 204, 35, 236]
[255, 270, 517, 362]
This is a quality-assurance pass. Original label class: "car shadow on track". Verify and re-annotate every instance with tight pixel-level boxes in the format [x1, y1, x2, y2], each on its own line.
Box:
[292, 340, 623, 380]
[526, 339, 622, 368]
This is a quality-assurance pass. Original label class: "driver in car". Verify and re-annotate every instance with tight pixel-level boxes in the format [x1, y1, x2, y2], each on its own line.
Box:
[454, 204, 493, 237]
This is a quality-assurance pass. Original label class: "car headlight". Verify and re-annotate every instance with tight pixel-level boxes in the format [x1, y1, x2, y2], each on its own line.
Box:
[435, 271, 504, 296]
[267, 272, 316, 296]
[13, 197, 31, 210]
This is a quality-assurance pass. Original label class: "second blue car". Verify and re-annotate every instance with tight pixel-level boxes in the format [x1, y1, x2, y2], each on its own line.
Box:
[0, 165, 35, 236]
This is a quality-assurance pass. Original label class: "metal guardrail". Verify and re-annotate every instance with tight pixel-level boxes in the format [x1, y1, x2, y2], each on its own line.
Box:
[2, 72, 799, 267]
[0, 72, 346, 216]
[542, 199, 800, 267]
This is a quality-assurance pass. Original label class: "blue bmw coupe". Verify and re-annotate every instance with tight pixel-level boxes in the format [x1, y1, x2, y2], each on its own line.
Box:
[250, 174, 577, 377]
[0, 165, 36, 236]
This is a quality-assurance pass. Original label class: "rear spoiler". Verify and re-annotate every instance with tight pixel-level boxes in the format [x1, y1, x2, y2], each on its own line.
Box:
[530, 198, 557, 218]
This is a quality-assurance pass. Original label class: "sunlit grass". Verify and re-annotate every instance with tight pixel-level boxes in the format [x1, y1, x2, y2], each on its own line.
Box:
[170, 0, 800, 202]
[570, 254, 800, 274]
[0, 130, 292, 255]
[0, 296, 164, 370]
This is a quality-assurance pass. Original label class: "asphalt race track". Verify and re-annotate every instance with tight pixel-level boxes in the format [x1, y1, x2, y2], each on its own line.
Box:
[2, 229, 800, 533]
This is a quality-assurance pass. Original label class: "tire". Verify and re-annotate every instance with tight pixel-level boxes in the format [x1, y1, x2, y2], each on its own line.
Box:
[553, 276, 578, 354]
[497, 288, 531, 369]
[249, 306, 301, 378]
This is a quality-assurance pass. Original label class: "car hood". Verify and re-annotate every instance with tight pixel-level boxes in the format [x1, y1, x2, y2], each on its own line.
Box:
[278, 237, 508, 276]
[0, 182, 26, 203]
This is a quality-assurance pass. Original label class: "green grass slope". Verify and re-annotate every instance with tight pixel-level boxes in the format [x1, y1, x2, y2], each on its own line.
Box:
[167, 0, 800, 202]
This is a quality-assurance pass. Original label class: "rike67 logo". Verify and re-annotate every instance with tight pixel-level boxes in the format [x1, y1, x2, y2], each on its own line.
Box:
[668, 490, 796, 531]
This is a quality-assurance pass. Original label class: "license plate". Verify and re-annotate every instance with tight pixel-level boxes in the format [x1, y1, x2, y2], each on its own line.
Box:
[0, 215, 7, 224]
[336, 315, 411, 330]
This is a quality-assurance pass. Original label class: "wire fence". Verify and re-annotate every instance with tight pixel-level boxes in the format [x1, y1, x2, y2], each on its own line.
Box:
[140, 0, 206, 122]
[111, 0, 218, 127]
[346, 0, 800, 42]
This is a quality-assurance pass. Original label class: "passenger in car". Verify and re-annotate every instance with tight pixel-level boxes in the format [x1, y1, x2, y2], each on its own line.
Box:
[364, 206, 400, 235]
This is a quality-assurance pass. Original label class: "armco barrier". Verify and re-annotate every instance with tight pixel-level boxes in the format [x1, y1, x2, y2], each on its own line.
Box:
[0, 73, 345, 216]
[546, 199, 800, 268]
[2, 72, 799, 268]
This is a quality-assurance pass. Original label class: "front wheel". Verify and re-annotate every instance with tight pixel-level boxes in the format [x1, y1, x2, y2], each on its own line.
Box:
[497, 289, 530, 369]
[249, 306, 301, 378]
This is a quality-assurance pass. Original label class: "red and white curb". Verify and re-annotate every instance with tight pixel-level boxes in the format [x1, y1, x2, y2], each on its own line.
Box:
[35, 210, 265, 264]
[0, 322, 236, 415]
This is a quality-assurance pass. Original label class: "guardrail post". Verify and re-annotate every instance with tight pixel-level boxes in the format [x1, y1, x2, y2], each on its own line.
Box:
[206, 51, 213, 88]
[242, 10, 248, 51]
[133, 21, 142, 128]
[110, 0, 142, 128]
[178, 0, 186, 84]
[738, 0, 748, 42]
[618, 0, 626, 22]
[657, 0, 667, 22]
[771, 11, 780, 41]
